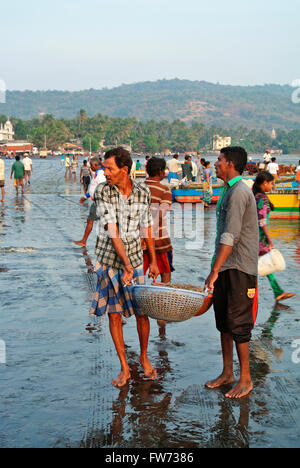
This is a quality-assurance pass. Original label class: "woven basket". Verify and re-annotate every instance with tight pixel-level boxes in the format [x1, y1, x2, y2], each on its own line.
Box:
[132, 284, 206, 322]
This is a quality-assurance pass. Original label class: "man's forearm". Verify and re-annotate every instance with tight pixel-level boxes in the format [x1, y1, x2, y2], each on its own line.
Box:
[212, 244, 233, 273]
[143, 227, 156, 263]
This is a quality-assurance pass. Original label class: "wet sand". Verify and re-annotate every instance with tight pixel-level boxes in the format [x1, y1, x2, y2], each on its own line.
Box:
[0, 159, 300, 448]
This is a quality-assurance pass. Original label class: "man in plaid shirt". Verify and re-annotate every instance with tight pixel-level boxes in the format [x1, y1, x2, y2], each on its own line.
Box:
[91, 147, 159, 388]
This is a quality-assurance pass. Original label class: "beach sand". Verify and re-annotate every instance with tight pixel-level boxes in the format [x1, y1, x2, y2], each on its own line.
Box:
[0, 159, 300, 448]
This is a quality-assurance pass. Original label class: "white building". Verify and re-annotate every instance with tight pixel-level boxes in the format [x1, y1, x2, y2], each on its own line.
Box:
[0, 119, 14, 141]
[213, 135, 232, 151]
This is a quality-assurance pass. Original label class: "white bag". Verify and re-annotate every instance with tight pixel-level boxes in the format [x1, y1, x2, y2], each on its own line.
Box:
[258, 249, 286, 276]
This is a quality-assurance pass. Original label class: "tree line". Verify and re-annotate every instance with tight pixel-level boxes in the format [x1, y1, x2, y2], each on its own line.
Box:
[1, 111, 300, 154]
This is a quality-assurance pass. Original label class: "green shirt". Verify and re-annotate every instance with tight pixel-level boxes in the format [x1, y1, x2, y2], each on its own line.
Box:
[12, 161, 25, 180]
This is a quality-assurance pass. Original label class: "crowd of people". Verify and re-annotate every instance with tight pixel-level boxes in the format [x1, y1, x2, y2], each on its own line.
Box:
[0, 153, 33, 200]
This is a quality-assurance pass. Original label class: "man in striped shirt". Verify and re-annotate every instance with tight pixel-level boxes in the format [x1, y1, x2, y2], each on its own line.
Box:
[143, 157, 175, 332]
[143, 157, 174, 284]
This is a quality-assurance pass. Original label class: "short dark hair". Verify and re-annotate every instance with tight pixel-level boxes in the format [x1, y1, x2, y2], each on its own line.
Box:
[204, 161, 211, 167]
[220, 146, 248, 174]
[16, 155, 20, 161]
[146, 157, 166, 177]
[104, 147, 133, 173]
[271, 157, 276, 162]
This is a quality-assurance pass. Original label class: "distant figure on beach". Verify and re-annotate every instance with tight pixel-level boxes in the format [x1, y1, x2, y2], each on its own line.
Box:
[65, 154, 72, 179]
[167, 154, 181, 183]
[195, 153, 203, 183]
[23, 153, 33, 186]
[191, 157, 198, 182]
[202, 161, 213, 205]
[205, 146, 259, 399]
[264, 150, 271, 164]
[80, 159, 92, 193]
[10, 155, 25, 196]
[74, 157, 106, 247]
[136, 160, 141, 170]
[253, 171, 295, 302]
[143, 157, 175, 332]
[90, 147, 159, 388]
[267, 157, 279, 180]
[71, 156, 78, 181]
[0, 157, 5, 203]
[182, 156, 193, 182]
[130, 160, 136, 180]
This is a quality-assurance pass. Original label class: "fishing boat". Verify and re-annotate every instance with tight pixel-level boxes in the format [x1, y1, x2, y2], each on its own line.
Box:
[171, 183, 222, 204]
[171, 177, 300, 218]
[269, 192, 299, 219]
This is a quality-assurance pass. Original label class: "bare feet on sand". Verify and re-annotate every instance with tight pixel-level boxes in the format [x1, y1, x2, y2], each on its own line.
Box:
[140, 356, 157, 380]
[225, 380, 253, 399]
[112, 369, 131, 388]
[205, 371, 235, 390]
[206, 373, 253, 399]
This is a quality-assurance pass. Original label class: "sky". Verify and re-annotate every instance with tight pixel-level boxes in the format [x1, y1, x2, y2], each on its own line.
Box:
[1, 0, 299, 91]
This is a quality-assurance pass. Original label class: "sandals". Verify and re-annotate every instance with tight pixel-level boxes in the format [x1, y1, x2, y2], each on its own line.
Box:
[276, 292, 296, 302]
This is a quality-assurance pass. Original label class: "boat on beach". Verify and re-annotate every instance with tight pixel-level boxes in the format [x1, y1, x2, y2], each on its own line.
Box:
[171, 176, 300, 218]
[171, 183, 222, 204]
[269, 191, 300, 219]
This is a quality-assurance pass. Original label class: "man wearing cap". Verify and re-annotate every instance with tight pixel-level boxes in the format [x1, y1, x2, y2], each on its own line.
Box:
[23, 153, 33, 185]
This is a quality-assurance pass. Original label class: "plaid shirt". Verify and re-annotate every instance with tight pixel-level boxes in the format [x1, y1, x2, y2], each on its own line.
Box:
[93, 180, 153, 269]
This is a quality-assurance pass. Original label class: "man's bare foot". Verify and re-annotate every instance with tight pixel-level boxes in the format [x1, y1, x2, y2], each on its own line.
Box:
[140, 356, 157, 380]
[112, 370, 131, 388]
[73, 240, 86, 247]
[205, 372, 235, 389]
[225, 379, 253, 399]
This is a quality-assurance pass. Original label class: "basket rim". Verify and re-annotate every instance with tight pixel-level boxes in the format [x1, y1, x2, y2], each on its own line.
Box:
[132, 284, 205, 298]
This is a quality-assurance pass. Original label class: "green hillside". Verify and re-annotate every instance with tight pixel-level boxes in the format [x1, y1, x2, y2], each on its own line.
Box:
[1, 79, 300, 130]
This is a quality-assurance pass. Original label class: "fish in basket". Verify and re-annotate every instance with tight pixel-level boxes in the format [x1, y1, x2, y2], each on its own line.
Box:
[132, 283, 213, 322]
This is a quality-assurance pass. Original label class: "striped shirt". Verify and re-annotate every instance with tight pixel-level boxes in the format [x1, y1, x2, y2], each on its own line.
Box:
[93, 180, 153, 269]
[144, 179, 172, 253]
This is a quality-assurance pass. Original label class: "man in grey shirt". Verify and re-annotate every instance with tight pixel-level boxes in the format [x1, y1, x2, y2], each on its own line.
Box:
[205, 147, 259, 399]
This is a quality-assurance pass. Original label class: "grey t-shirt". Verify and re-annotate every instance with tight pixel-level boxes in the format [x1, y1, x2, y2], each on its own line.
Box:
[215, 180, 259, 276]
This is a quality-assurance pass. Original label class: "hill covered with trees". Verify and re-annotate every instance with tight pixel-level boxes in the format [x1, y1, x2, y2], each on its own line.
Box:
[1, 111, 300, 154]
[1, 79, 300, 131]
